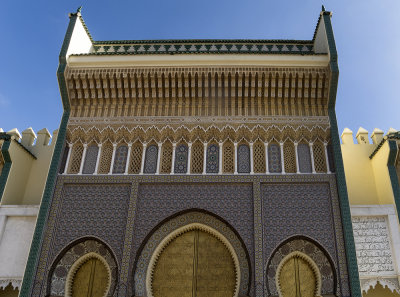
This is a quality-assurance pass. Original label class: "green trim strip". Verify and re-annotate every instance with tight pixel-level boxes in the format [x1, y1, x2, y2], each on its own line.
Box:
[323, 11, 362, 297]
[0, 138, 11, 203]
[19, 12, 75, 296]
[370, 131, 400, 159]
[387, 140, 400, 224]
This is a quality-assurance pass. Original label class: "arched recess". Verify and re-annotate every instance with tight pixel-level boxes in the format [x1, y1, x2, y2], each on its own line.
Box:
[265, 236, 336, 297]
[68, 142, 84, 174]
[133, 211, 251, 297]
[112, 142, 129, 174]
[190, 140, 204, 174]
[276, 251, 322, 297]
[47, 238, 118, 297]
[82, 142, 99, 174]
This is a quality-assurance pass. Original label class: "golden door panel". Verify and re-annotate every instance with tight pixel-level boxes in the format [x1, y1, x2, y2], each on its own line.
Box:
[152, 229, 236, 297]
[72, 258, 108, 297]
[279, 256, 317, 297]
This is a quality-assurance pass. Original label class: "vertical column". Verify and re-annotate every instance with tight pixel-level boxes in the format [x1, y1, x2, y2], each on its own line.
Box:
[309, 142, 316, 174]
[218, 142, 223, 174]
[63, 143, 73, 174]
[109, 143, 117, 174]
[250, 142, 254, 174]
[140, 143, 147, 174]
[294, 142, 300, 174]
[324, 142, 331, 174]
[171, 143, 177, 174]
[124, 143, 132, 175]
[234, 142, 238, 174]
[253, 181, 264, 297]
[187, 142, 192, 174]
[94, 143, 102, 175]
[264, 142, 269, 174]
[156, 143, 162, 174]
[203, 142, 207, 174]
[280, 142, 285, 174]
[78, 143, 88, 175]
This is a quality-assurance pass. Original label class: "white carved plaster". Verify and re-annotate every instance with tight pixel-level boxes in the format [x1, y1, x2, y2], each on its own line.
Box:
[361, 278, 400, 294]
[0, 278, 21, 290]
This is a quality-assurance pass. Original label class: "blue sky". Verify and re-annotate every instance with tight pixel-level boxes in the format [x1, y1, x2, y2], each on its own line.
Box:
[0, 1, 399, 141]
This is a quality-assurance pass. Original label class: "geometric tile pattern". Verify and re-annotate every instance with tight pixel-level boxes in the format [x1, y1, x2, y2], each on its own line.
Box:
[265, 238, 335, 296]
[133, 211, 250, 296]
[112, 145, 128, 174]
[268, 143, 282, 173]
[82, 144, 98, 174]
[206, 144, 219, 173]
[49, 238, 118, 297]
[144, 145, 158, 174]
[174, 144, 188, 173]
[297, 143, 312, 173]
[238, 144, 250, 173]
[90, 42, 314, 56]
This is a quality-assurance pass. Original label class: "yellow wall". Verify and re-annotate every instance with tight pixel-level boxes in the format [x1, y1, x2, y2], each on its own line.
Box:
[363, 282, 400, 297]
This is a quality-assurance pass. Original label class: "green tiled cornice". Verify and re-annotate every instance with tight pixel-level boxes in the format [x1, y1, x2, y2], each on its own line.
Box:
[323, 10, 362, 297]
[0, 137, 11, 203]
[387, 140, 400, 224]
[369, 131, 400, 159]
[19, 11, 74, 297]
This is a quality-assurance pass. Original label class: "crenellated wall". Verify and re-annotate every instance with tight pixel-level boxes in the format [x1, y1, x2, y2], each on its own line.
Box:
[341, 127, 400, 296]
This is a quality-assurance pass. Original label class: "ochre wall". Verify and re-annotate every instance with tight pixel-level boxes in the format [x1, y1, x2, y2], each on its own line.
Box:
[363, 282, 400, 297]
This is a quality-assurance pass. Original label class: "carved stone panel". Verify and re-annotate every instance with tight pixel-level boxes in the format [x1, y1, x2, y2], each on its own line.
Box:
[352, 216, 395, 276]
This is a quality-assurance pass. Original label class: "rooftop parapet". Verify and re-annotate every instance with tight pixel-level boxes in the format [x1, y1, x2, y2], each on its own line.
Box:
[341, 127, 398, 145]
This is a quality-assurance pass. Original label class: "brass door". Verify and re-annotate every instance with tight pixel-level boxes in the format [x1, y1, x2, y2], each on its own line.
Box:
[279, 256, 316, 297]
[71, 258, 109, 297]
[152, 230, 236, 297]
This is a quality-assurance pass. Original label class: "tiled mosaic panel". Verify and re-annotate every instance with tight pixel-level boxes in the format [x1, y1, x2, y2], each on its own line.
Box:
[49, 184, 130, 266]
[49, 239, 118, 297]
[144, 145, 158, 174]
[268, 143, 281, 173]
[82, 145, 99, 174]
[206, 144, 219, 173]
[113, 145, 129, 174]
[174, 144, 188, 173]
[238, 144, 250, 173]
[265, 239, 335, 296]
[297, 143, 312, 173]
[261, 183, 339, 294]
[131, 183, 254, 293]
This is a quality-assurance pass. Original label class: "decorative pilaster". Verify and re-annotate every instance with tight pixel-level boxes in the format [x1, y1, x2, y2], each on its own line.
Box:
[234, 142, 238, 175]
[124, 143, 132, 175]
[94, 143, 102, 175]
[203, 142, 207, 175]
[280, 142, 285, 174]
[218, 142, 223, 174]
[250, 142, 254, 174]
[187, 142, 192, 174]
[171, 143, 177, 174]
[78, 143, 88, 175]
[109, 144, 117, 174]
[140, 143, 147, 174]
[156, 143, 162, 174]
[310, 142, 316, 174]
[294, 142, 300, 174]
[264, 142, 269, 174]
[63, 143, 73, 174]
[253, 180, 264, 297]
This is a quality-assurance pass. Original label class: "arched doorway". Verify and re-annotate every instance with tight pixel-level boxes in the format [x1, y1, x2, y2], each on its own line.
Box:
[151, 229, 236, 297]
[71, 257, 109, 297]
[276, 252, 321, 297]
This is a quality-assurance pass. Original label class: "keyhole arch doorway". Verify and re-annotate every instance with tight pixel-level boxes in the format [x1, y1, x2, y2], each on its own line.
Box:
[147, 223, 241, 297]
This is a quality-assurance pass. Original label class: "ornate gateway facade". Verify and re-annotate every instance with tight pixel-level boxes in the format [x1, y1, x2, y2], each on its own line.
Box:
[20, 7, 362, 297]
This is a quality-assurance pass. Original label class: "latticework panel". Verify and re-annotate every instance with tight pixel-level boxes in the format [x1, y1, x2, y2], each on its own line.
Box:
[113, 145, 129, 174]
[59, 145, 70, 174]
[98, 142, 113, 174]
[128, 142, 143, 174]
[268, 143, 282, 173]
[174, 144, 188, 174]
[160, 142, 172, 174]
[237, 144, 250, 173]
[283, 141, 296, 173]
[67, 143, 84, 174]
[82, 144, 99, 174]
[144, 144, 159, 174]
[297, 143, 312, 173]
[223, 141, 234, 173]
[313, 141, 327, 173]
[327, 143, 335, 173]
[253, 141, 266, 173]
[191, 141, 204, 174]
[206, 144, 219, 173]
